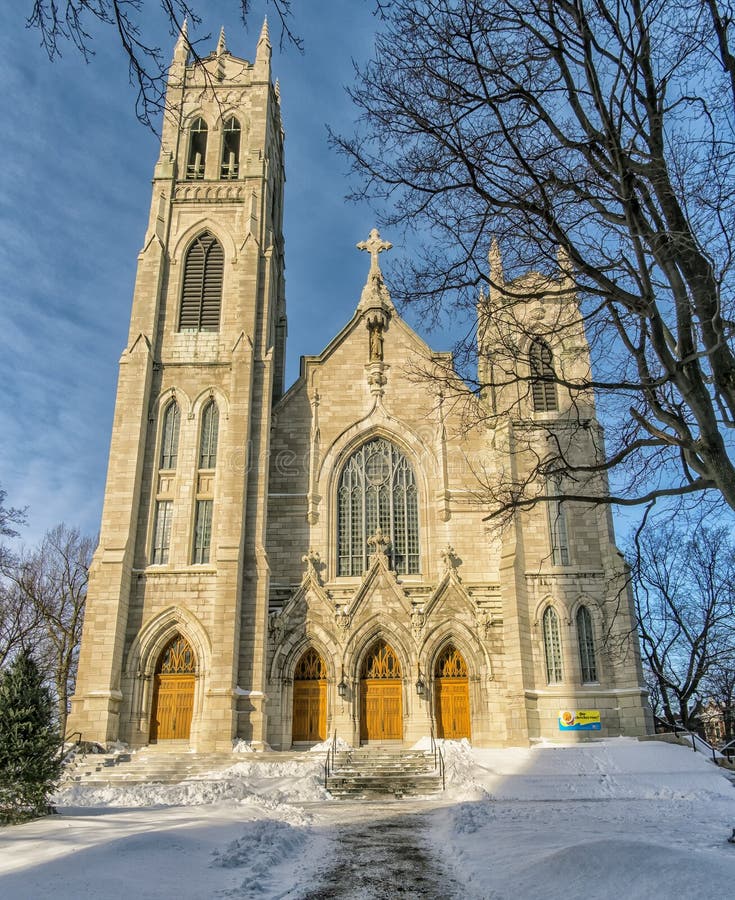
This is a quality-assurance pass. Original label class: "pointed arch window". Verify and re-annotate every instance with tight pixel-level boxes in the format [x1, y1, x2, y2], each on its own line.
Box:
[543, 606, 563, 684]
[179, 231, 224, 332]
[220, 117, 241, 179]
[199, 400, 219, 468]
[337, 438, 419, 577]
[160, 400, 180, 469]
[576, 605, 598, 683]
[186, 117, 207, 179]
[547, 477, 570, 566]
[530, 338, 558, 411]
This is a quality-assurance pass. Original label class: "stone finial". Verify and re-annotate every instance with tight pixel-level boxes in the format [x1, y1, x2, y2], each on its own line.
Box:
[216, 26, 227, 56]
[274, 78, 281, 101]
[301, 549, 322, 583]
[356, 229, 396, 323]
[358, 228, 392, 277]
[367, 527, 391, 560]
[440, 544, 460, 575]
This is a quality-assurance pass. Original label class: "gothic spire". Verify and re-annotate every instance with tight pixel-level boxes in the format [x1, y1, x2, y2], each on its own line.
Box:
[172, 18, 189, 66]
[258, 16, 271, 49]
[255, 16, 271, 74]
[216, 25, 227, 56]
[488, 237, 504, 287]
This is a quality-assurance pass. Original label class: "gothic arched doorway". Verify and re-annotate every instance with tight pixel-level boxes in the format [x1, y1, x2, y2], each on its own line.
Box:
[149, 634, 196, 742]
[292, 648, 327, 743]
[434, 645, 471, 740]
[360, 639, 403, 742]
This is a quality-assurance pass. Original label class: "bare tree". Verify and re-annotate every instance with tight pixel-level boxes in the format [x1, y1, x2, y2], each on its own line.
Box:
[6, 526, 94, 733]
[27, 1, 301, 127]
[336, 0, 735, 518]
[630, 521, 735, 730]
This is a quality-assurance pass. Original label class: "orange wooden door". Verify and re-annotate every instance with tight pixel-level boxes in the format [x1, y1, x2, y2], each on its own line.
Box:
[360, 679, 403, 741]
[435, 678, 471, 740]
[150, 674, 195, 741]
[292, 680, 327, 742]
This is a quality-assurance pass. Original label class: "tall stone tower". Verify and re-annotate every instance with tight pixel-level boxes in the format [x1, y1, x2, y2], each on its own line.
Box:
[68, 22, 285, 750]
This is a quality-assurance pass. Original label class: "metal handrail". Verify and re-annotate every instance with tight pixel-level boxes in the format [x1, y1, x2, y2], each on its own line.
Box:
[323, 730, 338, 789]
[429, 726, 446, 790]
[654, 717, 725, 764]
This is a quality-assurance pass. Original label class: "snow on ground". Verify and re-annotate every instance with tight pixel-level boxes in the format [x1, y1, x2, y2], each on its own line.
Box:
[1, 738, 734, 899]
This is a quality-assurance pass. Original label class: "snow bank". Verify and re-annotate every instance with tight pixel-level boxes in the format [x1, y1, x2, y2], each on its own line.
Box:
[439, 737, 735, 802]
[54, 757, 328, 809]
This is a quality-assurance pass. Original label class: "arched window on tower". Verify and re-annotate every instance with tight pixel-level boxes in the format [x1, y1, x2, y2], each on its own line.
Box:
[576, 605, 598, 683]
[529, 338, 558, 411]
[198, 400, 219, 469]
[220, 117, 241, 179]
[543, 606, 563, 684]
[160, 400, 180, 469]
[186, 117, 207, 179]
[337, 437, 419, 576]
[192, 399, 219, 565]
[179, 232, 224, 332]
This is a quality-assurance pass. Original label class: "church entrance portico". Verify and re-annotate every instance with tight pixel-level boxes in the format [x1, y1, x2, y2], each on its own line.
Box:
[359, 639, 403, 742]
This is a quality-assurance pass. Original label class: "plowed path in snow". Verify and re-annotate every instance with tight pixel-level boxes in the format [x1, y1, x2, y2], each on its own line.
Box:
[295, 804, 459, 899]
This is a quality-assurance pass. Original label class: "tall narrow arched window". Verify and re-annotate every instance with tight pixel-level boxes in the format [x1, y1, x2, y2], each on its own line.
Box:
[160, 400, 180, 469]
[179, 232, 224, 332]
[543, 606, 563, 684]
[547, 477, 570, 566]
[220, 117, 241, 179]
[576, 605, 598, 683]
[199, 400, 219, 468]
[186, 117, 207, 179]
[337, 437, 419, 576]
[530, 338, 558, 411]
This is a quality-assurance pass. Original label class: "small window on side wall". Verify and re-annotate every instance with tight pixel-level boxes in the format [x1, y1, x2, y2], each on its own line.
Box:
[576, 605, 598, 683]
[220, 117, 241, 179]
[543, 606, 563, 684]
[199, 401, 219, 468]
[186, 118, 207, 180]
[160, 401, 180, 470]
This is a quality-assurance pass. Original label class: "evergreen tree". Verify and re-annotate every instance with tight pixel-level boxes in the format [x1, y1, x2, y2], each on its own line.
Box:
[0, 648, 62, 822]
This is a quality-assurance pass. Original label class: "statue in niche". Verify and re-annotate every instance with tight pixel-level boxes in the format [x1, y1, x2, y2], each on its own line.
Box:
[369, 325, 384, 361]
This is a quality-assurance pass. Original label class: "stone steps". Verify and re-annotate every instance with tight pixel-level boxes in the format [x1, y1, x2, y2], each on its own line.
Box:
[62, 750, 246, 786]
[325, 748, 444, 799]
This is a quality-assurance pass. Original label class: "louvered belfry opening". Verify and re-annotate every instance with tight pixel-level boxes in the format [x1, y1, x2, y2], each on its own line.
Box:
[179, 232, 224, 331]
[529, 338, 558, 411]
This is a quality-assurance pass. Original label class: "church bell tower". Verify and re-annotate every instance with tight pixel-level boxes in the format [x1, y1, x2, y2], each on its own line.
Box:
[68, 22, 286, 750]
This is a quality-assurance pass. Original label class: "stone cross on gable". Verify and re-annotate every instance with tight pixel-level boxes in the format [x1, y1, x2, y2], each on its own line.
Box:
[357, 228, 392, 276]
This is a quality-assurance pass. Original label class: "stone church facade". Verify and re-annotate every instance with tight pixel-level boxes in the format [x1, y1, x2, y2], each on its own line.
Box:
[68, 26, 652, 751]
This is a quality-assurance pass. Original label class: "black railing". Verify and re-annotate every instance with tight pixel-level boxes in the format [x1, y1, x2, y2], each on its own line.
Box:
[654, 716, 724, 765]
[323, 730, 338, 789]
[430, 727, 446, 790]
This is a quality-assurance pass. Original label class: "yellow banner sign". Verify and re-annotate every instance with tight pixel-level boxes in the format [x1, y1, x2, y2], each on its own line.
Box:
[559, 709, 601, 731]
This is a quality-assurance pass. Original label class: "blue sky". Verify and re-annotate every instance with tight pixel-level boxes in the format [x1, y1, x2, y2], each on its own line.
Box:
[0, 1, 452, 545]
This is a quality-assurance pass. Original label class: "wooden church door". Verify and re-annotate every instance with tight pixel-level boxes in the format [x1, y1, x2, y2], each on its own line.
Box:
[360, 640, 403, 742]
[292, 648, 327, 743]
[434, 645, 471, 740]
[149, 635, 196, 742]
